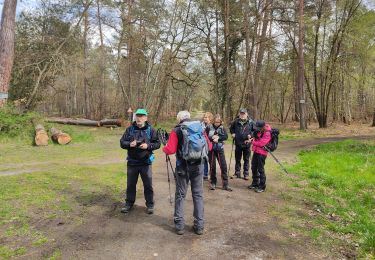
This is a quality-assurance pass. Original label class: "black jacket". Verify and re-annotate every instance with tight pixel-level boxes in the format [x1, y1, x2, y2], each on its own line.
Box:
[120, 122, 161, 165]
[205, 124, 228, 144]
[229, 118, 255, 147]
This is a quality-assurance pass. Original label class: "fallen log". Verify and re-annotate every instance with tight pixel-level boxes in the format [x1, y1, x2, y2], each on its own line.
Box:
[47, 117, 100, 127]
[50, 127, 72, 145]
[34, 124, 49, 146]
[99, 119, 122, 127]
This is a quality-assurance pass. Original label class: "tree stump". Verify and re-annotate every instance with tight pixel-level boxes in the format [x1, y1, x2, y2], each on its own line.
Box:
[34, 124, 49, 146]
[50, 127, 72, 145]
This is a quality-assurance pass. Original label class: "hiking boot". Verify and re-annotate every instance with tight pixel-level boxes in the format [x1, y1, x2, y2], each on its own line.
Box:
[234, 172, 241, 178]
[147, 207, 154, 215]
[120, 204, 133, 213]
[248, 184, 258, 190]
[244, 176, 249, 180]
[193, 226, 204, 235]
[176, 228, 184, 235]
[255, 187, 265, 193]
[223, 185, 233, 192]
[210, 183, 216, 190]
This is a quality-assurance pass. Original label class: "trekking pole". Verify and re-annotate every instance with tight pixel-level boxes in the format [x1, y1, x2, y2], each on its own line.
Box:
[166, 155, 176, 179]
[165, 155, 173, 205]
[264, 147, 289, 175]
[228, 139, 235, 179]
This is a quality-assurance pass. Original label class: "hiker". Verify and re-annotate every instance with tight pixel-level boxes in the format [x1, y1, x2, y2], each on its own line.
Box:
[229, 108, 255, 180]
[247, 120, 271, 193]
[202, 112, 213, 180]
[120, 108, 161, 214]
[163, 111, 212, 235]
[206, 114, 233, 191]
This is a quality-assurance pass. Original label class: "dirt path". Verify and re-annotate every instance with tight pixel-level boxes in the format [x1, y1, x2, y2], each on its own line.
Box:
[18, 135, 374, 260]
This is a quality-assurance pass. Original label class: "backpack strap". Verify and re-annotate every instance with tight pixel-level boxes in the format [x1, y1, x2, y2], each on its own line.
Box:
[145, 125, 151, 140]
[128, 125, 152, 140]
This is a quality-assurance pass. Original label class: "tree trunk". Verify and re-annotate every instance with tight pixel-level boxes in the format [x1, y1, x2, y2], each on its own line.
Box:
[252, 0, 272, 119]
[34, 124, 49, 146]
[372, 108, 375, 127]
[83, 0, 90, 119]
[96, 0, 106, 118]
[297, 0, 306, 130]
[223, 0, 230, 119]
[99, 118, 124, 127]
[47, 117, 100, 127]
[0, 0, 17, 107]
[50, 127, 72, 145]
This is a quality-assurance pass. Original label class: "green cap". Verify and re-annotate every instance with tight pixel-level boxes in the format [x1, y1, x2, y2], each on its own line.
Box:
[135, 108, 148, 116]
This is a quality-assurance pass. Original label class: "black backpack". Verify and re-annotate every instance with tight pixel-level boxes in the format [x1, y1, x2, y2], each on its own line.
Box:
[264, 128, 279, 152]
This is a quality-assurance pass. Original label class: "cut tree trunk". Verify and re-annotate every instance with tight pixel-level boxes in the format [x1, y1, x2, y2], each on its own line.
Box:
[50, 127, 72, 145]
[99, 119, 123, 127]
[47, 117, 100, 127]
[47, 117, 127, 127]
[34, 124, 49, 146]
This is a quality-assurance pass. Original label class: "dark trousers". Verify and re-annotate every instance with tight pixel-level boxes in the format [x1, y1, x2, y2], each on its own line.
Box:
[174, 162, 204, 230]
[251, 153, 267, 189]
[126, 165, 154, 208]
[203, 159, 209, 177]
[234, 145, 251, 176]
[209, 149, 228, 186]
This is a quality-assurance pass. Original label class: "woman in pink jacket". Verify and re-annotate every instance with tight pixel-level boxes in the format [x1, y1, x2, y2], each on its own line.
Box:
[247, 120, 271, 193]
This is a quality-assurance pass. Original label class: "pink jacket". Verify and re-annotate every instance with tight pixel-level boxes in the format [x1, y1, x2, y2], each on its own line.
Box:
[251, 124, 272, 156]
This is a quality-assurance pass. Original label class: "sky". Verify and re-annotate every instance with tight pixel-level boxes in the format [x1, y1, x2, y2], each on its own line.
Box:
[0, 0, 39, 14]
[1, 0, 375, 15]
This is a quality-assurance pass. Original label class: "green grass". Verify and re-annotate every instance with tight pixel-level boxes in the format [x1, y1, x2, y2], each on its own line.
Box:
[0, 125, 127, 259]
[0, 105, 42, 141]
[288, 140, 375, 257]
[0, 246, 27, 259]
[0, 106, 95, 145]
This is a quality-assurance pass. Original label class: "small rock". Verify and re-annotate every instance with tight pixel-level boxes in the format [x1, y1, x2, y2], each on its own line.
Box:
[153, 253, 158, 257]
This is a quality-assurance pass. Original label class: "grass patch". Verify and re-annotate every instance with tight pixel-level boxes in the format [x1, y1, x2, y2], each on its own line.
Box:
[0, 105, 42, 142]
[0, 125, 127, 258]
[0, 245, 27, 259]
[288, 140, 375, 257]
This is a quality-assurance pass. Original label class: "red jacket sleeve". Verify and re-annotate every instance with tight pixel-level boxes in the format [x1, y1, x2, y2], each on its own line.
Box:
[162, 130, 178, 155]
[163, 129, 213, 155]
[252, 131, 271, 148]
[204, 132, 213, 151]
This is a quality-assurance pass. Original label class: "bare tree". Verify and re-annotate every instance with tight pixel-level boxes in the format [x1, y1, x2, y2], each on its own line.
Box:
[0, 0, 17, 107]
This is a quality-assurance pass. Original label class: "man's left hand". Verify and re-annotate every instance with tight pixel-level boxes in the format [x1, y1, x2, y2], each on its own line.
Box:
[139, 143, 148, 149]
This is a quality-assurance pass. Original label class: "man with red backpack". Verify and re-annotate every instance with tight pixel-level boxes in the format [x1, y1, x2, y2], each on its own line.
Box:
[163, 111, 212, 235]
[247, 120, 272, 193]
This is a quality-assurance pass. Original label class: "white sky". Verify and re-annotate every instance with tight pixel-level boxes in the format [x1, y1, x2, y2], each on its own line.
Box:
[1, 0, 374, 15]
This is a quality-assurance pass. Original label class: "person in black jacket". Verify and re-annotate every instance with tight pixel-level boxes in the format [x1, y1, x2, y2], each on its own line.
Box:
[120, 108, 161, 214]
[229, 108, 255, 180]
[206, 114, 233, 191]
